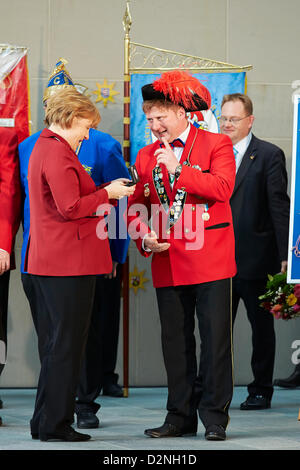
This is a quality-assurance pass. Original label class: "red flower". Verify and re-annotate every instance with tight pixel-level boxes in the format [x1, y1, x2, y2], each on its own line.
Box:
[262, 301, 271, 310]
[271, 309, 282, 319]
[292, 304, 300, 313]
[294, 284, 300, 299]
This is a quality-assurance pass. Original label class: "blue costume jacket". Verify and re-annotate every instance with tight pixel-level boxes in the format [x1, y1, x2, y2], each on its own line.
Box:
[19, 128, 130, 273]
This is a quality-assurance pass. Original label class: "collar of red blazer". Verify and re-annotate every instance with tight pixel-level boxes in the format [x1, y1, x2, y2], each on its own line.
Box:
[41, 128, 76, 155]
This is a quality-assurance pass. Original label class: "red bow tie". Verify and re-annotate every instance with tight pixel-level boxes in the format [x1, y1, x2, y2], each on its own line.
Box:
[160, 139, 185, 148]
[171, 138, 185, 148]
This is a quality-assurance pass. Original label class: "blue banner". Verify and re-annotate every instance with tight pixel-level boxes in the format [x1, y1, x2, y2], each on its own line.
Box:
[288, 95, 300, 282]
[130, 71, 246, 164]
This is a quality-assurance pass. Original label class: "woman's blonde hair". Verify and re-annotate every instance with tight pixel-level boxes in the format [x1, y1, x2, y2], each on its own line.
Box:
[44, 88, 101, 129]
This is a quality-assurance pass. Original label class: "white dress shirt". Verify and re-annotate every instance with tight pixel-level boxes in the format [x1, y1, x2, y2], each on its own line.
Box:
[142, 124, 191, 251]
[233, 131, 252, 173]
[171, 123, 190, 163]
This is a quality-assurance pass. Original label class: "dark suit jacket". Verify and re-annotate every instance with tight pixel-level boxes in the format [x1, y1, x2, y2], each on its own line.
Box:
[230, 134, 290, 280]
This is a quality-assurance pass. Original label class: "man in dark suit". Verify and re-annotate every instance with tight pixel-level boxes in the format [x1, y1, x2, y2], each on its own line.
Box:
[0, 127, 21, 426]
[220, 93, 290, 410]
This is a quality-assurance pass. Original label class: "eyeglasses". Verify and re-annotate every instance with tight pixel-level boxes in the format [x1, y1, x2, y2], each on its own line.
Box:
[219, 115, 250, 126]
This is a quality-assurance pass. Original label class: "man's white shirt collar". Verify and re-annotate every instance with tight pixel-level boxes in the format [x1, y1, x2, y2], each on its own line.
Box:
[179, 123, 190, 144]
[173, 123, 190, 162]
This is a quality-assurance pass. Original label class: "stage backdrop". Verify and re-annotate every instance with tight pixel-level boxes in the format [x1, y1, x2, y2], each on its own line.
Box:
[288, 94, 300, 282]
[130, 71, 246, 164]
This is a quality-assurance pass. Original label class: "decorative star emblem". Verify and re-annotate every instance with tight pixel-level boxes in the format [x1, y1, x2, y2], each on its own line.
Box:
[93, 79, 119, 107]
[129, 265, 149, 295]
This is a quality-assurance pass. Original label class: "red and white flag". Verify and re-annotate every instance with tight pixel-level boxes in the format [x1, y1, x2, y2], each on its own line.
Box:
[0, 44, 30, 143]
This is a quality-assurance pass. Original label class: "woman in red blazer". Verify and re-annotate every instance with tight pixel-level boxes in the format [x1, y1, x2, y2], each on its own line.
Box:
[26, 89, 135, 442]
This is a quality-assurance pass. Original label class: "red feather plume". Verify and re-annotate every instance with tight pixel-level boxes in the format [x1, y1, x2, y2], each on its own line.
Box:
[153, 70, 211, 111]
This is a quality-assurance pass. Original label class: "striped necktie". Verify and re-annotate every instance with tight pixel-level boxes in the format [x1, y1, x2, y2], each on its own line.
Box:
[233, 147, 239, 173]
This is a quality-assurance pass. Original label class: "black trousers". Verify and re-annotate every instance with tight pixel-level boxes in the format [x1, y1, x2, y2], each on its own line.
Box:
[156, 278, 233, 431]
[0, 271, 10, 376]
[232, 276, 275, 400]
[26, 274, 96, 436]
[21, 274, 41, 356]
[76, 265, 122, 413]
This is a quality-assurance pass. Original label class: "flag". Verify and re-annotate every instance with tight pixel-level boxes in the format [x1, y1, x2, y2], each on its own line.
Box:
[0, 45, 30, 143]
[287, 95, 300, 282]
[130, 71, 246, 164]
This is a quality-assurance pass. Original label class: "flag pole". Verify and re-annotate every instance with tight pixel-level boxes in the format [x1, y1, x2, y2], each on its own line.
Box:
[122, 0, 132, 398]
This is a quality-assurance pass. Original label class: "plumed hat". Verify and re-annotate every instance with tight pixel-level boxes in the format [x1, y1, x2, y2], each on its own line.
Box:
[141, 70, 211, 112]
[43, 58, 75, 102]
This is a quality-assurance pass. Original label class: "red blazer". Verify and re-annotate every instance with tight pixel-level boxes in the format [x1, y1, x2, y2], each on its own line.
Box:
[25, 128, 113, 276]
[127, 124, 237, 288]
[0, 127, 21, 268]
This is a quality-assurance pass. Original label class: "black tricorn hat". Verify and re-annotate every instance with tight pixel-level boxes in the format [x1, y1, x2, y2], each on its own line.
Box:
[141, 70, 211, 112]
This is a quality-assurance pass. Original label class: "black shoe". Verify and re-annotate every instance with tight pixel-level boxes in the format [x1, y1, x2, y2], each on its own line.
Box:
[144, 422, 197, 438]
[205, 424, 226, 441]
[102, 383, 123, 397]
[0, 398, 3, 409]
[77, 411, 99, 429]
[240, 395, 271, 410]
[40, 428, 91, 442]
[0, 416, 2, 426]
[274, 370, 300, 388]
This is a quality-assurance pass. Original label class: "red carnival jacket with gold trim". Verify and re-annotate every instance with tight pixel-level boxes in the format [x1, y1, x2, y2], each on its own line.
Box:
[0, 127, 21, 269]
[127, 124, 237, 288]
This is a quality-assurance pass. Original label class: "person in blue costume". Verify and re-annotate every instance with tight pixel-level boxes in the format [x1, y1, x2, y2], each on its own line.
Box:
[19, 59, 130, 430]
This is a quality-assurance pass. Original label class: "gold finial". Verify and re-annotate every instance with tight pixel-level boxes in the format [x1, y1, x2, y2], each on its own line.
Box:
[123, 0, 132, 35]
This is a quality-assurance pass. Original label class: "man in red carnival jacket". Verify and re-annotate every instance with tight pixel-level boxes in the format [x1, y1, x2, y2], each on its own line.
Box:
[127, 70, 236, 441]
[0, 127, 21, 425]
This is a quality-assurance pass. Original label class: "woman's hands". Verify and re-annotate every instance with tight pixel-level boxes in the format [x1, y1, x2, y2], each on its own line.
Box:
[105, 178, 136, 200]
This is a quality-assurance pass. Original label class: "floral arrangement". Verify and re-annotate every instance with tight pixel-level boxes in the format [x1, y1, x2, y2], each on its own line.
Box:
[259, 272, 300, 320]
